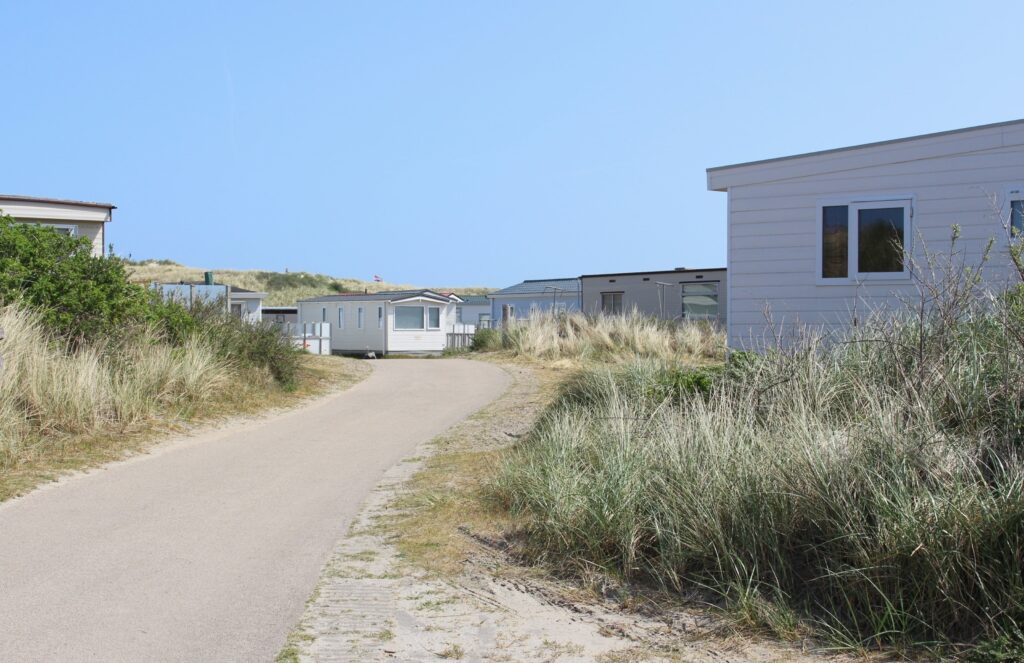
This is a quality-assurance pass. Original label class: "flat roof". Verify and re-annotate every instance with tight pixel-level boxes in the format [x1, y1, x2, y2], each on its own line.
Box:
[706, 117, 1024, 173]
[580, 267, 726, 279]
[0, 194, 116, 210]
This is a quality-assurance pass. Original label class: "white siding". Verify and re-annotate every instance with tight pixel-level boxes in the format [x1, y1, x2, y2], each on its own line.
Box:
[715, 123, 1024, 349]
[298, 301, 386, 354]
[386, 300, 455, 354]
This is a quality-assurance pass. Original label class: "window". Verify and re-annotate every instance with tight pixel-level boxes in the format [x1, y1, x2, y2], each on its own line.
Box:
[394, 306, 425, 330]
[821, 205, 849, 278]
[378, 306, 384, 329]
[682, 282, 719, 321]
[601, 292, 623, 314]
[321, 307, 327, 322]
[427, 306, 441, 329]
[338, 307, 345, 329]
[456, 307, 463, 323]
[41, 223, 78, 237]
[1012, 199, 1024, 238]
[232, 302, 245, 319]
[478, 313, 491, 327]
[357, 307, 364, 329]
[819, 199, 911, 280]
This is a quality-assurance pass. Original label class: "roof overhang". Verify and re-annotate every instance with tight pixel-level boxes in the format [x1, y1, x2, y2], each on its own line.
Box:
[706, 118, 1024, 192]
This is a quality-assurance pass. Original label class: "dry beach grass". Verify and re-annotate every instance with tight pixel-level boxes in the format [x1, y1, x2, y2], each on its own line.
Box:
[0, 304, 363, 500]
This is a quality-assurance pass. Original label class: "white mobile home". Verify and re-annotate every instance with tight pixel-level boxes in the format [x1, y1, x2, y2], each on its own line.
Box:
[298, 290, 458, 355]
[0, 194, 115, 257]
[580, 267, 727, 323]
[487, 278, 581, 323]
[707, 119, 1024, 349]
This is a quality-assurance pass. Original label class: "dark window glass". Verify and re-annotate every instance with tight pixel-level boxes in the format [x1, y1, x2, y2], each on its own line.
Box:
[822, 205, 848, 278]
[1012, 200, 1024, 237]
[858, 207, 905, 273]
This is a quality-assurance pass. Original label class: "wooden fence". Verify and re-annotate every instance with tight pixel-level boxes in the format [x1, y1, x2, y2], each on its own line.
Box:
[446, 332, 474, 350]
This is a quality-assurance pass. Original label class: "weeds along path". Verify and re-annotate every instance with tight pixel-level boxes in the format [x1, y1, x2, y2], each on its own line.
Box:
[0, 358, 509, 663]
[283, 359, 854, 663]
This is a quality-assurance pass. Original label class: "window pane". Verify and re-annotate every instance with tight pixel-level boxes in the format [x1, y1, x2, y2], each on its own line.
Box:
[601, 292, 623, 314]
[395, 306, 424, 329]
[357, 307, 364, 328]
[858, 207, 904, 273]
[822, 205, 848, 278]
[1012, 200, 1024, 237]
[428, 307, 440, 328]
[338, 308, 344, 328]
[682, 283, 718, 320]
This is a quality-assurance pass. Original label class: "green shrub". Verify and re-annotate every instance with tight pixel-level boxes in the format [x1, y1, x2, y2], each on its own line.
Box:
[471, 327, 503, 351]
[0, 215, 150, 343]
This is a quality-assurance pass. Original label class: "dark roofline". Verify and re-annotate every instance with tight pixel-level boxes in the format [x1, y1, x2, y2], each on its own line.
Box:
[0, 194, 116, 210]
[298, 289, 452, 304]
[580, 267, 726, 279]
[706, 117, 1024, 173]
[522, 277, 579, 283]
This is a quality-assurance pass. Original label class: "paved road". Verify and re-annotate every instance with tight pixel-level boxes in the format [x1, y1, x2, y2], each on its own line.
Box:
[0, 358, 509, 662]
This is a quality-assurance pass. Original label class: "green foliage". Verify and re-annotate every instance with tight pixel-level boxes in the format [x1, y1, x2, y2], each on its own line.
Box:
[967, 625, 1024, 663]
[0, 216, 300, 386]
[492, 272, 1024, 653]
[0, 215, 150, 342]
[471, 327, 503, 351]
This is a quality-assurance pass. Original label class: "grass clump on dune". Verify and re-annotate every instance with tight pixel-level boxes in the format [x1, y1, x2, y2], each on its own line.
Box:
[473, 311, 725, 363]
[491, 281, 1024, 657]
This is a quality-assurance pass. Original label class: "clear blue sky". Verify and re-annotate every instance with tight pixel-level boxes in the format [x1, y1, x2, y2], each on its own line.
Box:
[2, 1, 1020, 287]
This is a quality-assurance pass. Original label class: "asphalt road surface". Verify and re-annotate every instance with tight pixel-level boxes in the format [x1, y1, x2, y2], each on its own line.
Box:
[0, 358, 509, 662]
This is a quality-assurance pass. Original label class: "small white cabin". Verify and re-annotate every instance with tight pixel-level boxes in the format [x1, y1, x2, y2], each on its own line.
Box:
[297, 290, 458, 355]
[0, 194, 115, 257]
[707, 119, 1024, 349]
[579, 267, 727, 323]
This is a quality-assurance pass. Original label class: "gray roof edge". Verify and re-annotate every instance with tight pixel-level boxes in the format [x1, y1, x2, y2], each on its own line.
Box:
[706, 118, 1024, 174]
[580, 267, 726, 278]
[0, 194, 117, 210]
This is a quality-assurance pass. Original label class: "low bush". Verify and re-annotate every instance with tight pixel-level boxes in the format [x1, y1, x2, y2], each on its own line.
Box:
[492, 279, 1024, 654]
[471, 327, 503, 351]
[0, 215, 151, 344]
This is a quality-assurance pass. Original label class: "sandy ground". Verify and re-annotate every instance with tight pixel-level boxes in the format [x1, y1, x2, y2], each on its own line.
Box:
[0, 358, 510, 663]
[287, 362, 864, 663]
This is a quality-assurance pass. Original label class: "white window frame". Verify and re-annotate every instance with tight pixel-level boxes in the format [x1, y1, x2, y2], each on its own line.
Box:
[357, 307, 364, 329]
[321, 307, 327, 322]
[1007, 185, 1024, 238]
[338, 306, 345, 329]
[816, 195, 914, 285]
[39, 223, 79, 237]
[377, 306, 384, 329]
[427, 306, 441, 330]
[394, 305, 425, 330]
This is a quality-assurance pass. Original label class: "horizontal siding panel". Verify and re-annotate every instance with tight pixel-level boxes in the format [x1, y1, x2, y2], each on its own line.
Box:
[731, 232, 814, 250]
[710, 125, 1021, 190]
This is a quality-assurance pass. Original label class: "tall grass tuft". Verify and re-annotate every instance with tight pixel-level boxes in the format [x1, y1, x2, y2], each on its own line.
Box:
[475, 311, 725, 362]
[492, 287, 1024, 653]
[0, 304, 234, 470]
